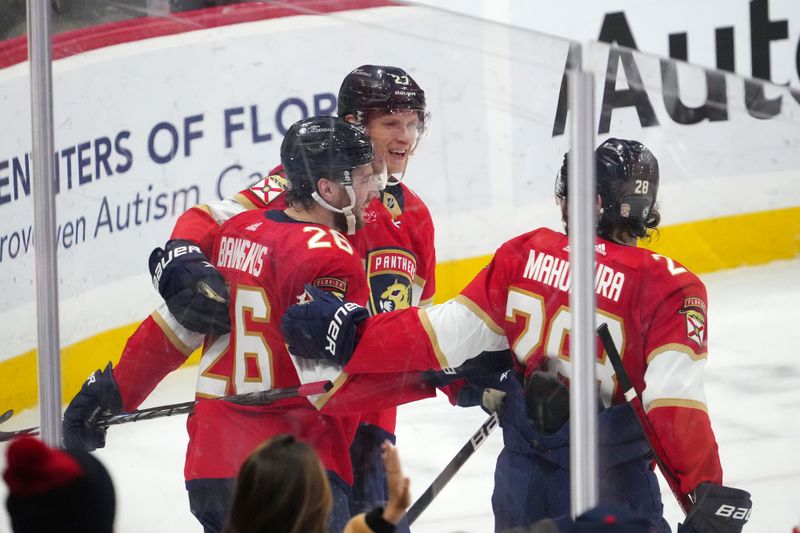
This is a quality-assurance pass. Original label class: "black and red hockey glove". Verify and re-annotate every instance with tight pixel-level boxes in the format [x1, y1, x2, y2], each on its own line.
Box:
[62, 362, 123, 451]
[148, 239, 230, 335]
[678, 482, 752, 533]
[281, 284, 369, 366]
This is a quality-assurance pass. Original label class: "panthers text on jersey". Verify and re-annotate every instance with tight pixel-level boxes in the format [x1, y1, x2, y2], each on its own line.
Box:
[345, 227, 722, 497]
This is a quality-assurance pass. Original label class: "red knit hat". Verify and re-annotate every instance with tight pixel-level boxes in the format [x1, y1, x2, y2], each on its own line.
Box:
[4, 436, 116, 533]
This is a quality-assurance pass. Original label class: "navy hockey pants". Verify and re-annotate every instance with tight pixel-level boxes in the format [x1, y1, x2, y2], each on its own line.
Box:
[186, 470, 352, 533]
[348, 422, 410, 533]
[492, 402, 671, 533]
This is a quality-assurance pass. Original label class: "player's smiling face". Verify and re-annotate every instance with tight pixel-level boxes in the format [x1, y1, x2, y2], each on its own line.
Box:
[365, 109, 421, 176]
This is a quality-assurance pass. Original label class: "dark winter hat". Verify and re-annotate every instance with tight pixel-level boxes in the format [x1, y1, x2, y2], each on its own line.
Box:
[567, 504, 655, 532]
[4, 436, 116, 533]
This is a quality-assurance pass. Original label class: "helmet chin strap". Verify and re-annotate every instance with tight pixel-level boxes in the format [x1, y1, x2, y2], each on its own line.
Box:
[311, 185, 358, 235]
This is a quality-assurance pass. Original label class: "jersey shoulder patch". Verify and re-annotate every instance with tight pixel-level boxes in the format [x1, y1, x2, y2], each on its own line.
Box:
[241, 173, 288, 208]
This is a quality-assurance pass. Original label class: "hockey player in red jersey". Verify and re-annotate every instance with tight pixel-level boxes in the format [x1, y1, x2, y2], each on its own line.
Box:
[185, 116, 382, 533]
[65, 116, 386, 533]
[282, 139, 752, 532]
[333, 65, 437, 527]
[61, 65, 435, 424]
[62, 64, 438, 528]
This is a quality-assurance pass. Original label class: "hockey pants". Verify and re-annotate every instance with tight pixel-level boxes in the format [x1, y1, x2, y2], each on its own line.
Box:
[492, 402, 671, 533]
[348, 422, 410, 533]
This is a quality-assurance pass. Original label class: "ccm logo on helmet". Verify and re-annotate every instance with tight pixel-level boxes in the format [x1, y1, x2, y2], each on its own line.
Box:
[326, 302, 362, 356]
[714, 505, 751, 520]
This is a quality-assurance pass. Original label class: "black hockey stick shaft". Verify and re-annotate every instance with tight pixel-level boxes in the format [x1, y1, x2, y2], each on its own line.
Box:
[596, 323, 690, 515]
[406, 411, 499, 525]
[97, 379, 332, 427]
[0, 381, 333, 442]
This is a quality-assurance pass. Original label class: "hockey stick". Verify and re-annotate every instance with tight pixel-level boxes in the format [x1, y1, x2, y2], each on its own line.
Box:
[406, 410, 499, 524]
[596, 323, 691, 515]
[0, 380, 332, 442]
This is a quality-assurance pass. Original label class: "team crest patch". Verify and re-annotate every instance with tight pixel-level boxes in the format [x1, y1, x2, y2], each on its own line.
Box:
[679, 297, 706, 347]
[312, 277, 347, 299]
[366, 248, 417, 314]
[250, 173, 287, 205]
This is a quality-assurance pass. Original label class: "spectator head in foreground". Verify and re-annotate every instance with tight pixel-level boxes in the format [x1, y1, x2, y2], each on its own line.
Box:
[224, 434, 332, 533]
[4, 435, 115, 533]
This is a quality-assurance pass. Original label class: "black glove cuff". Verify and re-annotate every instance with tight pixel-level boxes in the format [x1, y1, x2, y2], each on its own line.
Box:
[364, 507, 396, 533]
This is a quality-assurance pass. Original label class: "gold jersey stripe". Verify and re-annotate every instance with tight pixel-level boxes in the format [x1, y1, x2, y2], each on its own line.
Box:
[647, 398, 708, 413]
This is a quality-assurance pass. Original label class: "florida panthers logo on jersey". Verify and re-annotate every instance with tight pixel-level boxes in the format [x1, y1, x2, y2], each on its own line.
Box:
[249, 173, 288, 206]
[679, 297, 706, 347]
[366, 248, 417, 314]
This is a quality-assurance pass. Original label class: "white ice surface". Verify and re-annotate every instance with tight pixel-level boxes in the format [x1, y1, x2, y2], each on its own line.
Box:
[1, 259, 799, 532]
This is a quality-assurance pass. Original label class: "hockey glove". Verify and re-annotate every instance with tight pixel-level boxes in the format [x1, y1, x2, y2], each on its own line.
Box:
[421, 350, 515, 410]
[148, 239, 231, 335]
[62, 362, 123, 451]
[678, 483, 752, 533]
[526, 371, 571, 434]
[490, 370, 529, 427]
[281, 284, 369, 366]
[422, 349, 515, 388]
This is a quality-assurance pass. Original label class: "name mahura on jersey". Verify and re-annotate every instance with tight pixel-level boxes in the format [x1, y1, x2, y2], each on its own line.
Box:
[522, 248, 625, 302]
[217, 236, 268, 277]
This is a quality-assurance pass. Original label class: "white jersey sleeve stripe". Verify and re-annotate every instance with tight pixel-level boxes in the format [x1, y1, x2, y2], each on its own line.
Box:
[152, 303, 204, 356]
[411, 276, 428, 307]
[417, 308, 451, 369]
[454, 294, 506, 336]
[204, 197, 250, 225]
[420, 298, 509, 369]
[647, 343, 707, 364]
[288, 351, 345, 409]
[643, 345, 708, 413]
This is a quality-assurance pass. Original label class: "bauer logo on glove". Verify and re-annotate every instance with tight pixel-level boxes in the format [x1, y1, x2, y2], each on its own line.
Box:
[148, 239, 231, 335]
[326, 301, 366, 358]
[282, 284, 369, 366]
[149, 242, 203, 289]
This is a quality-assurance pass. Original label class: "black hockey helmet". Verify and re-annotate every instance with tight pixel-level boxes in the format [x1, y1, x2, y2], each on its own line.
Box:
[337, 65, 427, 124]
[556, 138, 660, 240]
[280, 116, 374, 197]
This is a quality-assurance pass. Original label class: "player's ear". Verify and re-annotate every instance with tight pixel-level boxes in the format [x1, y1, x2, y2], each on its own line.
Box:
[315, 177, 338, 203]
[342, 113, 357, 124]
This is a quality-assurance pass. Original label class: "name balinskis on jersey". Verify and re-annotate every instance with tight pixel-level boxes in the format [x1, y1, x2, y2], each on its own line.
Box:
[217, 236, 268, 277]
[522, 249, 625, 302]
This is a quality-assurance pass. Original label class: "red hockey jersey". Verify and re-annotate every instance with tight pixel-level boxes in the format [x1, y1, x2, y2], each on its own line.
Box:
[185, 209, 371, 483]
[112, 172, 289, 412]
[171, 172, 288, 255]
[113, 166, 439, 439]
[346, 227, 722, 496]
[347, 181, 437, 433]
